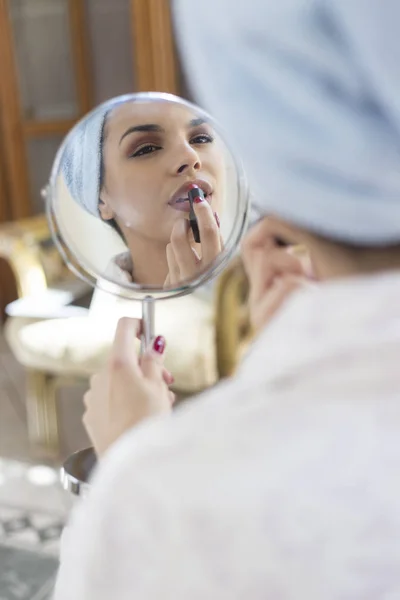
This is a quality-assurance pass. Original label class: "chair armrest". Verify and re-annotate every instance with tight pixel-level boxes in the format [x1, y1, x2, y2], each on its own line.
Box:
[214, 257, 253, 379]
[0, 224, 48, 298]
[0, 214, 72, 300]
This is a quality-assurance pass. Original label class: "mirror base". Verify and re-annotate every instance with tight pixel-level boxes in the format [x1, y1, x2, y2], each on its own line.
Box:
[61, 446, 97, 497]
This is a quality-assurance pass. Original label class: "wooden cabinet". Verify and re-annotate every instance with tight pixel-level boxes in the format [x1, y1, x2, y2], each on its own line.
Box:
[0, 0, 180, 222]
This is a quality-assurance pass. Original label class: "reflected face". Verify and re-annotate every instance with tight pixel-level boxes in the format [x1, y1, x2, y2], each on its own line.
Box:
[98, 101, 226, 243]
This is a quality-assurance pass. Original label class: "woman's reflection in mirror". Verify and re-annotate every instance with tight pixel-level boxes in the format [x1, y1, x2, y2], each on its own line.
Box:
[62, 100, 227, 288]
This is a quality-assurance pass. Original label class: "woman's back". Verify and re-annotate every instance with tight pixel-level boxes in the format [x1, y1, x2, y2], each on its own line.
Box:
[55, 271, 400, 599]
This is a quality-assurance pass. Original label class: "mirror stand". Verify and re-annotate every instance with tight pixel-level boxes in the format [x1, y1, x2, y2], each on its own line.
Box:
[49, 92, 249, 498]
[61, 295, 157, 497]
[141, 295, 155, 353]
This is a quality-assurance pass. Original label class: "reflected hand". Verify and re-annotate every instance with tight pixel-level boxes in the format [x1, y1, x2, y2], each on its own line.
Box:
[83, 318, 175, 457]
[164, 199, 222, 287]
[242, 217, 316, 334]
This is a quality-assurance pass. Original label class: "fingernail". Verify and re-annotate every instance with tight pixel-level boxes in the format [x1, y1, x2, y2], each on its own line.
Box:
[164, 369, 174, 384]
[193, 195, 204, 204]
[214, 211, 220, 228]
[153, 335, 166, 354]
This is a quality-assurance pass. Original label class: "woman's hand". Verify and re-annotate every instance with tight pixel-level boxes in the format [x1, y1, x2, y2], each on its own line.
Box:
[83, 318, 175, 458]
[242, 217, 316, 334]
[164, 199, 222, 287]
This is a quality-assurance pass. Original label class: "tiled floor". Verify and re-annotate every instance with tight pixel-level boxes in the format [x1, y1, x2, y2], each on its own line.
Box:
[1, 330, 83, 517]
[0, 479, 67, 600]
[0, 324, 85, 527]
[0, 326, 82, 597]
[0, 459, 70, 555]
[0, 545, 58, 600]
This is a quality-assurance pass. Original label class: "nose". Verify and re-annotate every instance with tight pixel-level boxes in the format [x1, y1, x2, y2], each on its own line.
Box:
[172, 142, 201, 176]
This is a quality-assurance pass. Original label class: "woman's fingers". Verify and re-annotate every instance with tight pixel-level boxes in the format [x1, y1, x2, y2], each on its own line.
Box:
[163, 273, 171, 288]
[251, 274, 302, 332]
[166, 243, 180, 285]
[241, 217, 275, 260]
[170, 218, 198, 278]
[162, 367, 174, 386]
[242, 218, 312, 334]
[110, 318, 141, 373]
[193, 199, 221, 265]
[246, 249, 275, 310]
[288, 245, 316, 280]
[138, 356, 174, 387]
[168, 205, 222, 283]
[248, 248, 304, 308]
[140, 335, 166, 382]
[242, 216, 298, 255]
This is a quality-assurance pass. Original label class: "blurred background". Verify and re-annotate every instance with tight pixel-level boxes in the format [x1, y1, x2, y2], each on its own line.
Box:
[0, 3, 249, 596]
[0, 0, 193, 452]
[0, 0, 191, 314]
[0, 2, 242, 597]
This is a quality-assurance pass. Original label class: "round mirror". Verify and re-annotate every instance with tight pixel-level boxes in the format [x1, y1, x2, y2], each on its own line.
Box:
[46, 92, 249, 301]
[46, 93, 249, 494]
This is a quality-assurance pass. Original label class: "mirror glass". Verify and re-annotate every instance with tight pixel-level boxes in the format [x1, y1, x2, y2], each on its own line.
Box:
[47, 92, 249, 299]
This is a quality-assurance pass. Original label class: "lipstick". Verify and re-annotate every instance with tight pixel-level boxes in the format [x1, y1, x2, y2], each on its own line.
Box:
[187, 184, 202, 243]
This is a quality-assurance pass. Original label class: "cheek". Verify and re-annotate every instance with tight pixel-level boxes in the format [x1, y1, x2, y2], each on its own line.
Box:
[205, 154, 227, 206]
[204, 149, 226, 183]
[110, 173, 164, 224]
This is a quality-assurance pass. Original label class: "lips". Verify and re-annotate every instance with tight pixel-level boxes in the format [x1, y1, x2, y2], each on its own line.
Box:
[169, 179, 213, 211]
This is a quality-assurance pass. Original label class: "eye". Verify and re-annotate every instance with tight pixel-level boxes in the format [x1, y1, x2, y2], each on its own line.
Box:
[131, 144, 161, 158]
[191, 133, 214, 145]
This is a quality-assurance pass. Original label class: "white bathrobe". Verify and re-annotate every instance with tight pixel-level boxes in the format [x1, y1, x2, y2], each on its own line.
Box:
[54, 271, 400, 599]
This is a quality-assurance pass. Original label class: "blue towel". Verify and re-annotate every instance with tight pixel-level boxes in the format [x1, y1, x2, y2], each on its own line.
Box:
[61, 106, 108, 218]
[173, 0, 400, 245]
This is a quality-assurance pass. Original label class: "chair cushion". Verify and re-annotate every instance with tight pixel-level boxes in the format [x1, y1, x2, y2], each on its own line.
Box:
[4, 294, 218, 393]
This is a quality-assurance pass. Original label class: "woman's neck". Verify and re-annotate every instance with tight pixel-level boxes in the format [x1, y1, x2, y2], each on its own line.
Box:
[123, 232, 169, 286]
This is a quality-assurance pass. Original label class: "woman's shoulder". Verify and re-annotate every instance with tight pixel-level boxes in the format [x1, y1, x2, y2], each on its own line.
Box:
[103, 252, 134, 284]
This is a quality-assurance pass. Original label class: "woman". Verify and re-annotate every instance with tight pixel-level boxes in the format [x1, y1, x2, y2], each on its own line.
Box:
[62, 98, 225, 288]
[55, 1, 400, 599]
[59, 99, 226, 393]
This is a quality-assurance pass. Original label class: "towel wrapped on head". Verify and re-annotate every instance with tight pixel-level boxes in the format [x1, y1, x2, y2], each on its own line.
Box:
[61, 106, 109, 219]
[173, 0, 400, 246]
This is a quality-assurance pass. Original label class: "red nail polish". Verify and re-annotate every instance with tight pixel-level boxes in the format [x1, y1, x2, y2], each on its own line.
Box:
[214, 211, 220, 228]
[193, 195, 204, 204]
[153, 335, 166, 354]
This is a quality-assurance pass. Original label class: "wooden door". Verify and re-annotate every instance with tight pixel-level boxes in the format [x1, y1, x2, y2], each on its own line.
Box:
[0, 0, 180, 223]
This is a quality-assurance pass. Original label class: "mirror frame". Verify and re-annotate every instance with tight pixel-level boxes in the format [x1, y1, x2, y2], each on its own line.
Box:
[46, 92, 250, 301]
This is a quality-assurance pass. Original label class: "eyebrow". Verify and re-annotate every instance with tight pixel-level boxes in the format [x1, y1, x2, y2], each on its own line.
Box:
[119, 124, 163, 145]
[189, 117, 206, 127]
[119, 117, 207, 145]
